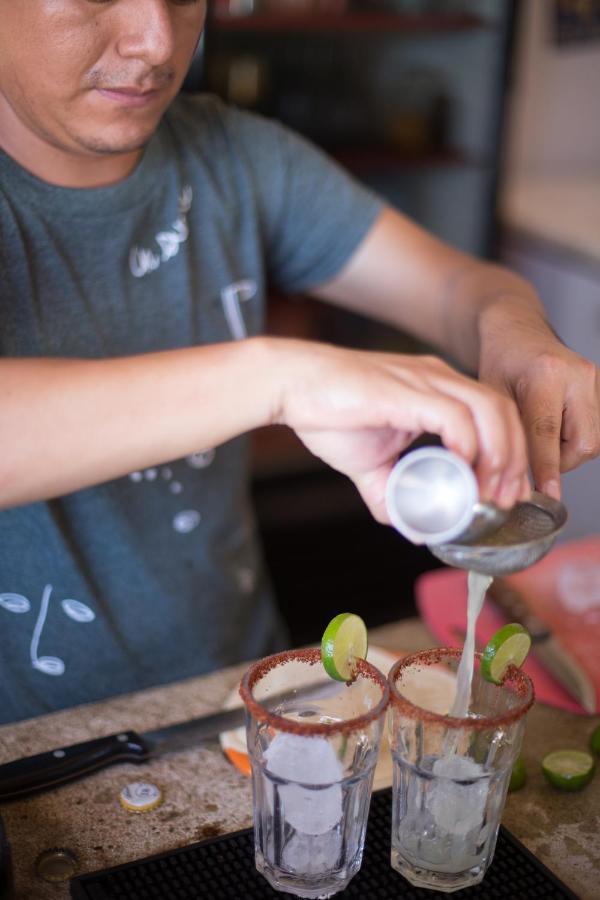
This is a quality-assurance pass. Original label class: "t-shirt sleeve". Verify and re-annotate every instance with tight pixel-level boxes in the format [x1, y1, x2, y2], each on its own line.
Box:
[224, 106, 385, 295]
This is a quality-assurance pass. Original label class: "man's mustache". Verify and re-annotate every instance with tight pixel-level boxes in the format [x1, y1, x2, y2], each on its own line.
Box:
[86, 68, 176, 91]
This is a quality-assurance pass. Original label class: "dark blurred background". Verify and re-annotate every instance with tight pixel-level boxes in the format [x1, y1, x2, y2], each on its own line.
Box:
[187, 1, 600, 646]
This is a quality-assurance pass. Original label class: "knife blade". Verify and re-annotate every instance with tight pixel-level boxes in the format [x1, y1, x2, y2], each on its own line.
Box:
[488, 579, 596, 714]
[0, 679, 339, 803]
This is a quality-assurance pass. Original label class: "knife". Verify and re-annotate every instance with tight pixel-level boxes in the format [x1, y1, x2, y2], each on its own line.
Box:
[0, 679, 339, 803]
[488, 579, 597, 715]
[0, 706, 246, 804]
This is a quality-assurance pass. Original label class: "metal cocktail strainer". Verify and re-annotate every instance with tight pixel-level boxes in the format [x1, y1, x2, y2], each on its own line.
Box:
[429, 491, 568, 576]
[386, 448, 568, 576]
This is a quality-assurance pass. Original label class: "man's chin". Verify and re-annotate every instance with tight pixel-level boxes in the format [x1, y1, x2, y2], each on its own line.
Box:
[80, 136, 149, 156]
[75, 127, 155, 156]
[73, 114, 164, 157]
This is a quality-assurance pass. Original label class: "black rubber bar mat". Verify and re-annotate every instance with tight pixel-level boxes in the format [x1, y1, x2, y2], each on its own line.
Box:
[70, 788, 578, 899]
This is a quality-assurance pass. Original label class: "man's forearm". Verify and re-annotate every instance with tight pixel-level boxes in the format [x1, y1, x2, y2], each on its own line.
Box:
[313, 206, 553, 375]
[0, 332, 542, 519]
[441, 262, 551, 374]
[0, 338, 277, 508]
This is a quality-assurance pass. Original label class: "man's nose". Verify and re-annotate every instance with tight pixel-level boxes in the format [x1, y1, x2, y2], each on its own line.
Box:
[116, 0, 175, 69]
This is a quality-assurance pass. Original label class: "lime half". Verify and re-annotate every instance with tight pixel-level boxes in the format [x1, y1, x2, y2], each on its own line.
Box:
[321, 613, 368, 682]
[590, 724, 600, 757]
[508, 756, 527, 792]
[481, 623, 532, 685]
[542, 750, 596, 791]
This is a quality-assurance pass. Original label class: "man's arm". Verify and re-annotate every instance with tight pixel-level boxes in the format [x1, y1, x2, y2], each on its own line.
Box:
[314, 207, 600, 498]
[0, 337, 530, 519]
[0, 340, 274, 508]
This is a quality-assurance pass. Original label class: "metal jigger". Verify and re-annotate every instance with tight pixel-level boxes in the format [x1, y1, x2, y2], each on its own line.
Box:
[385, 447, 505, 546]
[385, 447, 567, 575]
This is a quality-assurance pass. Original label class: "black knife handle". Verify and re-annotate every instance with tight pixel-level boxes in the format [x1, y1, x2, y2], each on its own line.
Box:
[0, 731, 150, 803]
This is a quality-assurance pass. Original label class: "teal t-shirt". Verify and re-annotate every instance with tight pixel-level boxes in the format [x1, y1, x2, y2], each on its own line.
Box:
[0, 94, 383, 724]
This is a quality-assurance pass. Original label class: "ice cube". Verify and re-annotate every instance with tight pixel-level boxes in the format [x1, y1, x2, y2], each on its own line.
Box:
[264, 733, 343, 835]
[282, 828, 342, 875]
[264, 733, 343, 784]
[427, 756, 488, 836]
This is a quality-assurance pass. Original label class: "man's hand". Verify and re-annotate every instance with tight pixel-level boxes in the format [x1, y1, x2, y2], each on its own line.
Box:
[271, 339, 530, 523]
[477, 300, 600, 500]
[312, 206, 600, 502]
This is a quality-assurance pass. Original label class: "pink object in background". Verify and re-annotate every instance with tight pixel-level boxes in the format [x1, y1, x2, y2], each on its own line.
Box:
[416, 537, 600, 715]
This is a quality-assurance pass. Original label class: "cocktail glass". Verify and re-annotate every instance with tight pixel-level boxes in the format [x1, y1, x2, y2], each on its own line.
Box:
[388, 648, 534, 893]
[240, 648, 389, 898]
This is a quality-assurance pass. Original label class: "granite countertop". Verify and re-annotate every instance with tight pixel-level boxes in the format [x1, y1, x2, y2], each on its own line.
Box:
[0, 618, 598, 899]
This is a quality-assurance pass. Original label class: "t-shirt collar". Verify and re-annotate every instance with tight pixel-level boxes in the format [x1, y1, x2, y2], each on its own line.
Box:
[0, 119, 167, 218]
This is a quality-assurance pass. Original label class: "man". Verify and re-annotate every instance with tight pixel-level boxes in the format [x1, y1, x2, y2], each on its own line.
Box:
[0, 1, 598, 724]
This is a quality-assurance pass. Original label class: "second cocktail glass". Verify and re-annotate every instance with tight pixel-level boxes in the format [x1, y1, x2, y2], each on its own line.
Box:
[388, 648, 534, 893]
[240, 648, 389, 898]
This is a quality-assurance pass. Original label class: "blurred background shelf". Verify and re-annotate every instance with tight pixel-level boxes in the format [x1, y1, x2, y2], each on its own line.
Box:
[209, 11, 488, 34]
[200, 1, 516, 264]
[327, 145, 476, 170]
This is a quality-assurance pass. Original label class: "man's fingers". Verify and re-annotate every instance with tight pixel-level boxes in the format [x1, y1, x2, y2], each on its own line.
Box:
[354, 468, 394, 525]
[557, 400, 600, 475]
[383, 386, 479, 466]
[518, 386, 564, 498]
[419, 364, 528, 508]
[520, 372, 600, 498]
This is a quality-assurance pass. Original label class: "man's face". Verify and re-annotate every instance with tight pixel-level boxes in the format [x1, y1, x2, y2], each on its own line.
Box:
[0, 0, 206, 158]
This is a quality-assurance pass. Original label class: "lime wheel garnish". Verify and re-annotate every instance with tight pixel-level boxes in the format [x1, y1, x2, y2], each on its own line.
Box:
[321, 613, 368, 682]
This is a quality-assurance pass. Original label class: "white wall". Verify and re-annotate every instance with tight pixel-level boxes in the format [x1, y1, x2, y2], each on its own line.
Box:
[504, 1, 600, 176]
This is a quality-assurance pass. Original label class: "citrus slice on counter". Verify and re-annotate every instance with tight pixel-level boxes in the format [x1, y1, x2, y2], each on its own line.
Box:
[321, 613, 368, 682]
[541, 750, 596, 791]
[481, 622, 532, 685]
[508, 756, 527, 792]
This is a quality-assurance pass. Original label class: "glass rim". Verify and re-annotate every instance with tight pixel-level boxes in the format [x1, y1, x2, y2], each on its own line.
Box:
[388, 647, 535, 730]
[239, 647, 390, 736]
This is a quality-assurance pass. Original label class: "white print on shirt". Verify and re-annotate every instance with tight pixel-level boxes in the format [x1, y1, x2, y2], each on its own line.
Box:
[220, 280, 257, 341]
[1, 585, 95, 677]
[173, 510, 201, 534]
[130, 468, 161, 483]
[128, 453, 215, 533]
[186, 450, 215, 469]
[0, 593, 30, 614]
[129, 451, 216, 487]
[129, 186, 193, 279]
[237, 566, 256, 595]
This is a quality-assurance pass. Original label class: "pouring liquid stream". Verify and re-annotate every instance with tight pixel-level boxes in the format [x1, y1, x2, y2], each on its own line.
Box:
[439, 571, 493, 760]
[450, 572, 493, 718]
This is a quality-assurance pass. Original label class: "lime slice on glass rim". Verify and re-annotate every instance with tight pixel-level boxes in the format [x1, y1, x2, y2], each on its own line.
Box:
[481, 622, 532, 685]
[321, 613, 368, 682]
[542, 750, 596, 791]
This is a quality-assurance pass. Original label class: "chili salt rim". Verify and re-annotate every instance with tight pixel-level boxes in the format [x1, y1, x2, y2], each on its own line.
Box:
[388, 647, 534, 730]
[239, 648, 389, 736]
